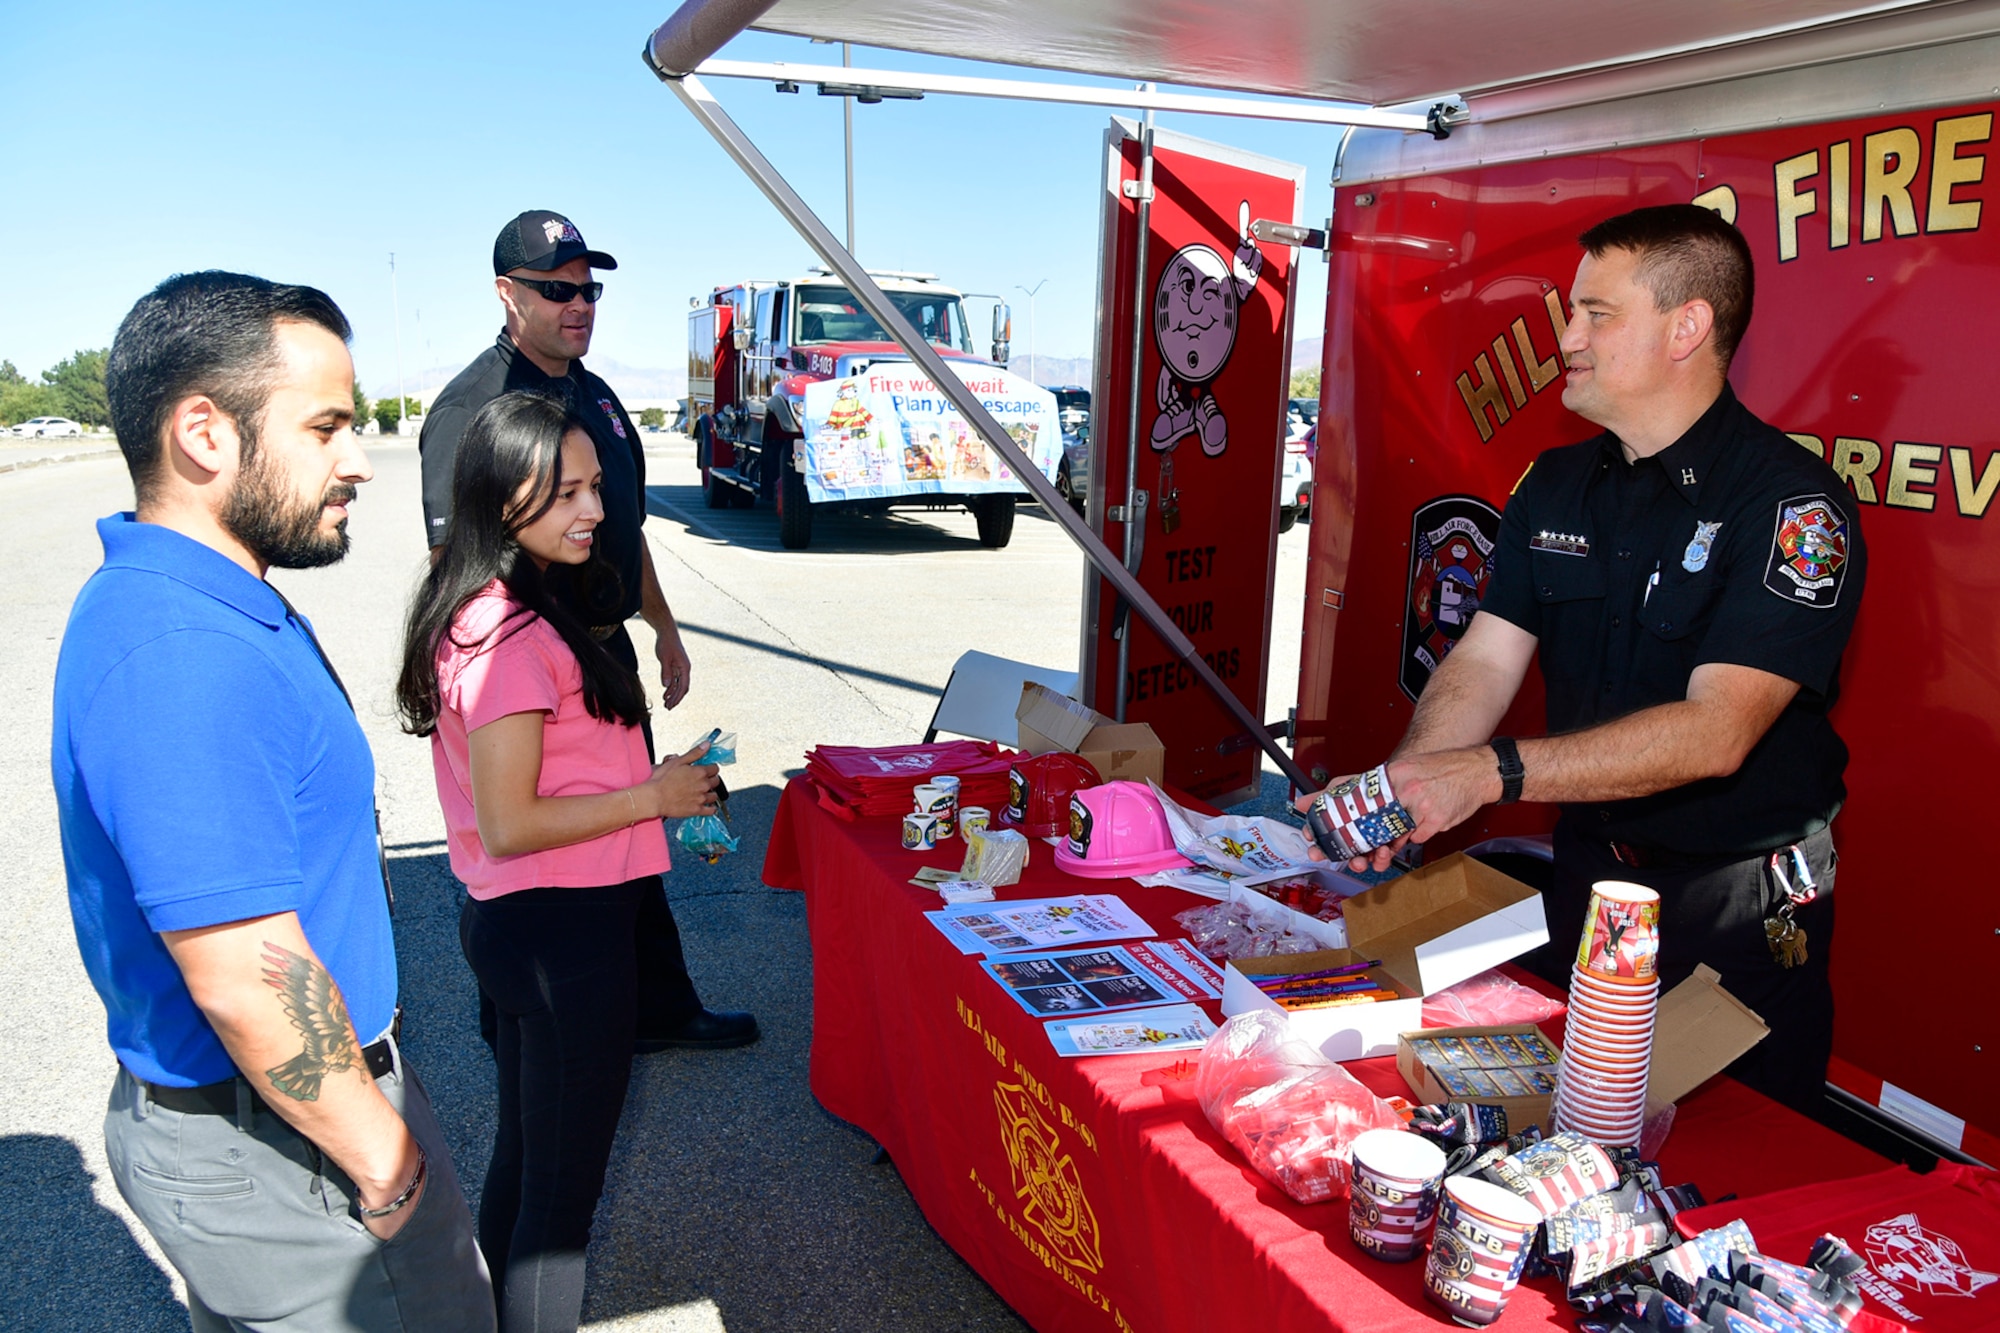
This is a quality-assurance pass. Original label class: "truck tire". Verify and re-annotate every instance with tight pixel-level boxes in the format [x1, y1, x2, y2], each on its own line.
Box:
[1278, 504, 1299, 534]
[776, 440, 813, 549]
[697, 425, 730, 510]
[973, 495, 1015, 549]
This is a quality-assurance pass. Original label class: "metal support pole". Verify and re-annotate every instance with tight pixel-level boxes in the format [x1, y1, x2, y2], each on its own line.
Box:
[842, 42, 855, 254]
[1113, 98, 1156, 723]
[651, 69, 1311, 792]
[390, 253, 405, 435]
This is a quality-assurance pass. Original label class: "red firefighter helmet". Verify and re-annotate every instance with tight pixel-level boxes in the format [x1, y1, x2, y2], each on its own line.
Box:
[1003, 753, 1101, 839]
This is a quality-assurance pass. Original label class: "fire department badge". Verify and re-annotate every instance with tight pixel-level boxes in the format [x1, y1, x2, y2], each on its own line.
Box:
[598, 399, 627, 440]
[1683, 520, 1722, 572]
[1763, 493, 1849, 609]
[1400, 495, 1503, 701]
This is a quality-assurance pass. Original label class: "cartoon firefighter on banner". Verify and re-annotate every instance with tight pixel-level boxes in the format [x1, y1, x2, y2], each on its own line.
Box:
[1151, 201, 1264, 459]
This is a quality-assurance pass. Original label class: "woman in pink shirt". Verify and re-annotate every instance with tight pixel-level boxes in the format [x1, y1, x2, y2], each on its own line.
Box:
[396, 392, 717, 1333]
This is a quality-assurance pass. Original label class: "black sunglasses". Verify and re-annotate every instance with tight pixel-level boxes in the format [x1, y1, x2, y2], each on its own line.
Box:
[509, 276, 604, 304]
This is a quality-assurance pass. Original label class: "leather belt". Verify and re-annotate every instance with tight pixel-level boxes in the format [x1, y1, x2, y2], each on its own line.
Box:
[144, 1038, 395, 1116]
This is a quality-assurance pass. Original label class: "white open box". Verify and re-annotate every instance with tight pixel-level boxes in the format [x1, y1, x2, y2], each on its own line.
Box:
[1221, 852, 1549, 1061]
[1222, 862, 1377, 949]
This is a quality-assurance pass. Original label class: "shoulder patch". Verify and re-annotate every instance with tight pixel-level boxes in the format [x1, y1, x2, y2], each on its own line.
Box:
[1763, 493, 1851, 609]
[598, 398, 628, 439]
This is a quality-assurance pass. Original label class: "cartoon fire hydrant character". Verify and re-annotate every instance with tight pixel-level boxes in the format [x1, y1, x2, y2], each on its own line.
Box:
[1151, 201, 1264, 457]
[824, 381, 873, 436]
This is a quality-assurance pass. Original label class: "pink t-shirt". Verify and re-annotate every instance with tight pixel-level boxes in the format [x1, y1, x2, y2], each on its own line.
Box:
[431, 582, 669, 899]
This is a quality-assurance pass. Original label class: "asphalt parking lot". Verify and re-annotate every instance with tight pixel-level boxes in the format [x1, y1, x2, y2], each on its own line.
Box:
[0, 433, 1308, 1331]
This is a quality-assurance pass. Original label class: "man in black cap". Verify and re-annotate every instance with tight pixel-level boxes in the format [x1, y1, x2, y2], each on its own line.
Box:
[420, 210, 757, 1051]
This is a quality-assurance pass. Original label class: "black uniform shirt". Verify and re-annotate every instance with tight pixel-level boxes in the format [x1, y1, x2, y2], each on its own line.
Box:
[1480, 386, 1867, 858]
[418, 332, 648, 622]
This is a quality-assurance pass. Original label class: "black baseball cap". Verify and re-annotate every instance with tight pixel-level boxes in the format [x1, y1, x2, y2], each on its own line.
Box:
[492, 210, 618, 275]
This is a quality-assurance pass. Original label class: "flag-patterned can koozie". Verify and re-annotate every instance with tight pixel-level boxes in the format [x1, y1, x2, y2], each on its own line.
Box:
[1308, 764, 1418, 861]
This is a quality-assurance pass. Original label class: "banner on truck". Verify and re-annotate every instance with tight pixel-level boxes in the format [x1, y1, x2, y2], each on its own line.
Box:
[799, 365, 1062, 503]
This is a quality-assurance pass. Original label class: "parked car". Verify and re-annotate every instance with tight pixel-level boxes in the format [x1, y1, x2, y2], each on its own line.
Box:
[1280, 422, 1315, 533]
[11, 416, 83, 438]
[1050, 385, 1091, 514]
[1285, 396, 1317, 442]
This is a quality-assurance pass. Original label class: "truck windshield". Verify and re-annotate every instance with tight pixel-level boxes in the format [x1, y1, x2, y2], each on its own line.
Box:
[794, 285, 972, 353]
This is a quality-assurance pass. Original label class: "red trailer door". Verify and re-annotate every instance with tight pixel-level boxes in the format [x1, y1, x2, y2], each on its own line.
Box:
[1084, 121, 1305, 806]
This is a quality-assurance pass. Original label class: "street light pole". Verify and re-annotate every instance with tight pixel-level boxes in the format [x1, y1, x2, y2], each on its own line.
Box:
[1015, 279, 1047, 385]
[390, 253, 406, 436]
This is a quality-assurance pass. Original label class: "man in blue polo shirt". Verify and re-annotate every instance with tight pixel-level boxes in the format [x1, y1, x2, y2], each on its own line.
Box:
[53, 271, 492, 1330]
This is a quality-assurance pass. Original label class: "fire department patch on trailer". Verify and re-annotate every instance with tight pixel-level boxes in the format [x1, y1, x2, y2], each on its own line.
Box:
[1763, 493, 1850, 609]
[1401, 495, 1502, 701]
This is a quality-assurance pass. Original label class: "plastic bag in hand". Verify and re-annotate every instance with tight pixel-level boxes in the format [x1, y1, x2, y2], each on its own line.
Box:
[695, 730, 738, 766]
[1421, 968, 1566, 1027]
[1195, 1011, 1403, 1204]
[675, 814, 740, 865]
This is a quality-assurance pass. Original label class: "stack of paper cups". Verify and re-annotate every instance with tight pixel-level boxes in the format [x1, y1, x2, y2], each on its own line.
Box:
[1553, 880, 1661, 1149]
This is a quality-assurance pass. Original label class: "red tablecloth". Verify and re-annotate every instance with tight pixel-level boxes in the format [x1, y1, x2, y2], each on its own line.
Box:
[764, 774, 1891, 1333]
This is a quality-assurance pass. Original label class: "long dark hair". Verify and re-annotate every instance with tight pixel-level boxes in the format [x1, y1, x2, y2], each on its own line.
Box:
[396, 391, 647, 737]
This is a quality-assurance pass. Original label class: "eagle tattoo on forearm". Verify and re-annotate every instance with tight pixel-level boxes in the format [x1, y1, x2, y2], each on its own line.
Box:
[260, 941, 361, 1101]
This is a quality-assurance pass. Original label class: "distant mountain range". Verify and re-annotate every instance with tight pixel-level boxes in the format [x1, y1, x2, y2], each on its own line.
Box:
[1019, 335, 1321, 392]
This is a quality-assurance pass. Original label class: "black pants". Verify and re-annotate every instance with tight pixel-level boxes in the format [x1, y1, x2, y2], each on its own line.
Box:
[477, 625, 701, 1050]
[1522, 822, 1838, 1115]
[461, 879, 650, 1333]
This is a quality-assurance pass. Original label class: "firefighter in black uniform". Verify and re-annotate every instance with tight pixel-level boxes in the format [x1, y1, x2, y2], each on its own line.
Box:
[419, 210, 757, 1052]
[1303, 204, 1865, 1113]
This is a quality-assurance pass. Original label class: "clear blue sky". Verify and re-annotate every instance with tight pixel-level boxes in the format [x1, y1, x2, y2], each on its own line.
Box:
[1, 2, 1355, 399]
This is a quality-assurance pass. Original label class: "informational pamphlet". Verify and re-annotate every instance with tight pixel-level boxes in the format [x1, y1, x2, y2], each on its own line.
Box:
[978, 939, 1223, 1017]
[925, 895, 1155, 955]
[1044, 1004, 1219, 1058]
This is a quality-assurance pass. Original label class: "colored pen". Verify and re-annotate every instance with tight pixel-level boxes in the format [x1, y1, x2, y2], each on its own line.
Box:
[1256, 972, 1384, 992]
[1250, 960, 1384, 987]
[1277, 990, 1400, 1011]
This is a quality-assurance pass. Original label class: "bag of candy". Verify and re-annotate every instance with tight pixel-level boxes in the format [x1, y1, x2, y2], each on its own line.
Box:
[1196, 1011, 1403, 1204]
[675, 728, 740, 863]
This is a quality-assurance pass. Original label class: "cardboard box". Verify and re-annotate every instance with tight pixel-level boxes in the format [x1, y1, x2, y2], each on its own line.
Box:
[1398, 1023, 1557, 1128]
[1225, 879, 1348, 951]
[1392, 965, 1767, 1129]
[1225, 949, 1422, 1058]
[1223, 863, 1373, 950]
[1645, 963, 1769, 1115]
[1221, 852, 1550, 1061]
[1015, 682, 1165, 785]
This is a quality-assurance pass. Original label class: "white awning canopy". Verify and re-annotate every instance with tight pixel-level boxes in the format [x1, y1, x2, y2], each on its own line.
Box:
[738, 0, 1992, 116]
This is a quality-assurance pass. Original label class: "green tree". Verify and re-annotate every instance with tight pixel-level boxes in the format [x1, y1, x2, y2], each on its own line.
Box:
[373, 396, 423, 434]
[1289, 365, 1321, 401]
[0, 360, 25, 387]
[0, 381, 60, 427]
[639, 406, 666, 429]
[352, 381, 369, 433]
[42, 348, 110, 427]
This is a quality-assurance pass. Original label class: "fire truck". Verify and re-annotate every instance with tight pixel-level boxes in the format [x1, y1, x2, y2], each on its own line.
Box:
[687, 269, 1027, 550]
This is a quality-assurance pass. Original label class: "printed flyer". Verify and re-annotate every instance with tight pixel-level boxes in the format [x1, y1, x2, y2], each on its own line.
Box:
[799, 363, 1062, 503]
[925, 895, 1155, 956]
[1045, 1004, 1220, 1058]
[979, 939, 1223, 1017]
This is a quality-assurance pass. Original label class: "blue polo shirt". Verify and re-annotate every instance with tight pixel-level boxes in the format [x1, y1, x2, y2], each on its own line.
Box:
[52, 515, 396, 1087]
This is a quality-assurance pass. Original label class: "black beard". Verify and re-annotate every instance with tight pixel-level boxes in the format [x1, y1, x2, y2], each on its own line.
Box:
[219, 428, 354, 570]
